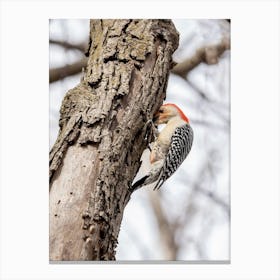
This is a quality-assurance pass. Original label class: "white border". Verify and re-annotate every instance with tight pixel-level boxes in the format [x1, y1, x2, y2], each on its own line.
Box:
[0, 1, 279, 279]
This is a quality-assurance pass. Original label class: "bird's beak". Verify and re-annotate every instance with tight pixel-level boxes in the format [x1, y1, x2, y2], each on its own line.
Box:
[153, 111, 160, 124]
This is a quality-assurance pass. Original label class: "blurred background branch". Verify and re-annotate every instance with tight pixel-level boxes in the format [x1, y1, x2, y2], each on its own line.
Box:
[172, 37, 230, 78]
[49, 39, 87, 53]
[49, 57, 87, 83]
[148, 189, 178, 260]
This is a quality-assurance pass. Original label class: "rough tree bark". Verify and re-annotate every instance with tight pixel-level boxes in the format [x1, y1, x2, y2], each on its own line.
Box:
[49, 19, 179, 261]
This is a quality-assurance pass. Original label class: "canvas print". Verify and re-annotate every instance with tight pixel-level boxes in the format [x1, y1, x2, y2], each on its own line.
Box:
[49, 19, 230, 262]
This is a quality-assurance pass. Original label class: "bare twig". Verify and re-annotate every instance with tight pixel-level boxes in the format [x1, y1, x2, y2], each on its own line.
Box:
[172, 37, 230, 78]
[50, 39, 86, 53]
[179, 150, 230, 217]
[186, 78, 230, 125]
[186, 78, 229, 109]
[49, 57, 87, 83]
[194, 185, 230, 216]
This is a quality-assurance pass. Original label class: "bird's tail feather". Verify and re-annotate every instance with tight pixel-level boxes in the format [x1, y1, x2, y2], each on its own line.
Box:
[153, 179, 164, 190]
[131, 175, 149, 191]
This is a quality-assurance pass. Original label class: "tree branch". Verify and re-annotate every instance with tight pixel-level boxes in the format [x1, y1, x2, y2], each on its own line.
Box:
[50, 39, 86, 53]
[179, 150, 230, 218]
[172, 37, 230, 78]
[194, 185, 230, 216]
[49, 57, 87, 83]
[184, 78, 230, 125]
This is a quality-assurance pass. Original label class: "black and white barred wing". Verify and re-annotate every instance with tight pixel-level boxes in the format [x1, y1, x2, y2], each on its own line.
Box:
[154, 124, 193, 190]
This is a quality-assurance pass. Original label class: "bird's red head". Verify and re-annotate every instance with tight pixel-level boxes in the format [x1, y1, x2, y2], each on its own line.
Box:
[154, 103, 190, 124]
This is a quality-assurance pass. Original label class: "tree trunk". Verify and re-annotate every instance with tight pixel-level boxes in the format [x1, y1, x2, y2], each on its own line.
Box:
[49, 19, 179, 261]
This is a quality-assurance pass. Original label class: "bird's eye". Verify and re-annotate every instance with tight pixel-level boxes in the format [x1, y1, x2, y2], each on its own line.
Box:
[159, 109, 164, 113]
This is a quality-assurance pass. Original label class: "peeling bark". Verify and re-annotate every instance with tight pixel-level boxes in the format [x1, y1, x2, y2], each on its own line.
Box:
[49, 19, 179, 261]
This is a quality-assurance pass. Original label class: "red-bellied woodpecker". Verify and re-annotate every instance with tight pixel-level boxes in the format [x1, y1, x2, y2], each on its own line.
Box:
[132, 103, 193, 190]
